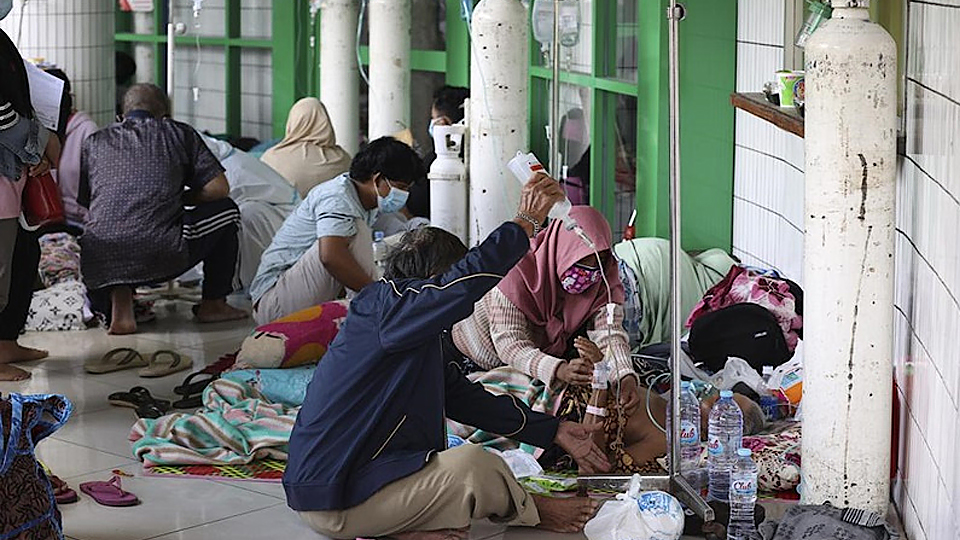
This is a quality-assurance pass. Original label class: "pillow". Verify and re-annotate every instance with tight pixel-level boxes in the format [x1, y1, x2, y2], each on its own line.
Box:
[237, 300, 349, 369]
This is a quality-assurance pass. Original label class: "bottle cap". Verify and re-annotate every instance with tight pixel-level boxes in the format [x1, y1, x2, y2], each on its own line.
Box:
[680, 381, 692, 391]
[737, 448, 752, 457]
[374, 231, 385, 241]
[720, 390, 733, 399]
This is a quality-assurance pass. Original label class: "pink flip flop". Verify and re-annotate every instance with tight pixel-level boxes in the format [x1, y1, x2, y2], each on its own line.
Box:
[79, 475, 140, 507]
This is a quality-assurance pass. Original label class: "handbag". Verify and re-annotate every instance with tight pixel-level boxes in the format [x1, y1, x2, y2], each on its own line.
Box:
[0, 392, 73, 540]
[21, 171, 65, 230]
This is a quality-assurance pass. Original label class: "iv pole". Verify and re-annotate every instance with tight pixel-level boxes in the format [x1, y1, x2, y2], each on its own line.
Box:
[574, 0, 714, 523]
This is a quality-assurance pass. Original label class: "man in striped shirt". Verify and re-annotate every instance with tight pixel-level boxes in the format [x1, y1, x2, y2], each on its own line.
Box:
[80, 84, 247, 334]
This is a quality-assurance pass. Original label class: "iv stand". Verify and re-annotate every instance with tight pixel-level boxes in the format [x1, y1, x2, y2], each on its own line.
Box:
[576, 1, 715, 523]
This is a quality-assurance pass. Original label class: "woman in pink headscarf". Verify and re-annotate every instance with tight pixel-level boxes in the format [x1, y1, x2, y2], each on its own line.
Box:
[451, 207, 666, 472]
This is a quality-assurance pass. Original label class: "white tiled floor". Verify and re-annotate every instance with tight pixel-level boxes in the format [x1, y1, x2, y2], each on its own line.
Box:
[0, 298, 595, 540]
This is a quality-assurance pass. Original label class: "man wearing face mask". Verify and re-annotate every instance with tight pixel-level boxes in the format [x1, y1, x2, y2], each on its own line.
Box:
[250, 137, 424, 325]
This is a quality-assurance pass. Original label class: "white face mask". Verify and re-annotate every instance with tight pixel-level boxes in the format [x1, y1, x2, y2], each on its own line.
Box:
[0, 0, 11, 20]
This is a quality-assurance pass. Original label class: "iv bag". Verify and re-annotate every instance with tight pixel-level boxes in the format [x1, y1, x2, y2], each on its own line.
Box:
[532, 0, 581, 48]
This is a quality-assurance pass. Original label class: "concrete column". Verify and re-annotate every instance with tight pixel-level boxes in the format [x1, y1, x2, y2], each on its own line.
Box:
[368, 0, 411, 140]
[320, 0, 360, 155]
[1, 0, 115, 126]
[132, 12, 155, 84]
[801, 0, 897, 516]
[468, 0, 529, 245]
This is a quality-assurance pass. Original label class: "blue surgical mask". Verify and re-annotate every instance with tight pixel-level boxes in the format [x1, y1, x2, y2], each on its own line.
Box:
[378, 181, 409, 214]
[428, 118, 439, 139]
[0, 0, 11, 20]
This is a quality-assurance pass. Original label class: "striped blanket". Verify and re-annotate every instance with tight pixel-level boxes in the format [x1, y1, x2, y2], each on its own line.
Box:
[130, 379, 298, 467]
[446, 366, 565, 454]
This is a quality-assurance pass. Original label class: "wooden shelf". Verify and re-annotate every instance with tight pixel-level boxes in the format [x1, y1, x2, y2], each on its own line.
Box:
[730, 92, 805, 138]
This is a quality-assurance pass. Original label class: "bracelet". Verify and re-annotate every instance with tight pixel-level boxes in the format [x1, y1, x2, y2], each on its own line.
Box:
[515, 212, 542, 236]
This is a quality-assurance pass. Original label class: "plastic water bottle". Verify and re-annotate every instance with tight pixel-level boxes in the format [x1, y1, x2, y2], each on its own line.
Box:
[707, 390, 743, 502]
[727, 448, 759, 540]
[679, 381, 701, 473]
[372, 231, 387, 277]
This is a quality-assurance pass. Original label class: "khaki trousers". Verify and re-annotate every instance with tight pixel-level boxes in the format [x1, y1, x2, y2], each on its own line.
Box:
[298, 445, 541, 539]
[253, 220, 376, 325]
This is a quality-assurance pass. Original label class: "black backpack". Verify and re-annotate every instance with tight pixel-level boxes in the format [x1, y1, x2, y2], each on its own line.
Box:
[688, 302, 792, 374]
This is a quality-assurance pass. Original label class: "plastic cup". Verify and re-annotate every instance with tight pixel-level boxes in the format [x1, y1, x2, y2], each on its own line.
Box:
[777, 70, 804, 108]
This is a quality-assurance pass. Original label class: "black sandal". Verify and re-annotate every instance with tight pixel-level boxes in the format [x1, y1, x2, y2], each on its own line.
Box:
[107, 386, 171, 410]
[173, 371, 216, 397]
[171, 395, 203, 410]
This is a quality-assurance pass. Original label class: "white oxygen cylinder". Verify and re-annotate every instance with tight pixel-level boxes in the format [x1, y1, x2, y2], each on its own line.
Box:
[801, 0, 896, 517]
[469, 0, 528, 245]
[429, 123, 469, 244]
[320, 0, 360, 155]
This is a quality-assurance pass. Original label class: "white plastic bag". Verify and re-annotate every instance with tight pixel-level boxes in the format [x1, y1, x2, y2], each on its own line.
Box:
[709, 356, 766, 395]
[485, 448, 543, 479]
[584, 475, 684, 540]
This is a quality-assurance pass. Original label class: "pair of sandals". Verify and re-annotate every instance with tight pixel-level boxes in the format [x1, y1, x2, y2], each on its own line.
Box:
[107, 386, 172, 419]
[86, 348, 193, 378]
[48, 472, 138, 507]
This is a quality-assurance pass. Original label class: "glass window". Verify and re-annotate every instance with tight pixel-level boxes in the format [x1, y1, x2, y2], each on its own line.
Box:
[611, 93, 637, 234]
[240, 0, 272, 40]
[172, 45, 227, 133]
[614, 0, 639, 82]
[240, 49, 273, 141]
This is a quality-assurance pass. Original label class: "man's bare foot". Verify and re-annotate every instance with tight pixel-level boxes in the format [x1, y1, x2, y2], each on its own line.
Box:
[109, 286, 137, 335]
[532, 495, 600, 533]
[194, 299, 248, 324]
[0, 341, 49, 364]
[0, 364, 31, 381]
[393, 528, 469, 540]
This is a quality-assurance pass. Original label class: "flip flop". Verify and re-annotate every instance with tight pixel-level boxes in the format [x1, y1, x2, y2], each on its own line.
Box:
[172, 394, 203, 410]
[173, 371, 216, 397]
[79, 475, 140, 507]
[85, 348, 148, 374]
[135, 401, 169, 419]
[49, 474, 78, 505]
[139, 350, 193, 378]
[107, 386, 171, 410]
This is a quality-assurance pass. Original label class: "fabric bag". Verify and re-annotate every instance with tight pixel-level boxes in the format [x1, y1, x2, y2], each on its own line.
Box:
[0, 393, 73, 540]
[759, 503, 898, 540]
[688, 303, 792, 374]
[20, 172, 65, 230]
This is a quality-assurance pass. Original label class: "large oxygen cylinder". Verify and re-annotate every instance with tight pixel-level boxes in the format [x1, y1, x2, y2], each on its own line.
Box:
[469, 0, 528, 245]
[429, 124, 469, 244]
[801, 0, 897, 516]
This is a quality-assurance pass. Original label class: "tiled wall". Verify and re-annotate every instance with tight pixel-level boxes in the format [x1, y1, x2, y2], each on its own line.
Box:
[0, 0, 116, 126]
[168, 0, 273, 140]
[735, 1, 960, 538]
[732, 0, 805, 283]
[893, 2, 960, 539]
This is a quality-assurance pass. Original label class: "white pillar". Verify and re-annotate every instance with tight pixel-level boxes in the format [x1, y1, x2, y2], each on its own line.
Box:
[368, 0, 411, 140]
[801, 0, 896, 516]
[0, 0, 115, 126]
[320, 0, 360, 155]
[468, 0, 528, 244]
[132, 12, 155, 84]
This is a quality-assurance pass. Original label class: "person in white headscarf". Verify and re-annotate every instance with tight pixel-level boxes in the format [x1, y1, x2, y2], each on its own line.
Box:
[261, 98, 352, 198]
[201, 134, 300, 291]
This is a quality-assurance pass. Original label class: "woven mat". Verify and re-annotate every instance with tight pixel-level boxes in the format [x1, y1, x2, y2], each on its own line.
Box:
[142, 460, 286, 483]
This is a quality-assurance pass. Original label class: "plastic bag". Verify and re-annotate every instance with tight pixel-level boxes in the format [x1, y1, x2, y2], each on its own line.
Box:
[710, 356, 766, 395]
[584, 475, 684, 540]
[486, 448, 543, 479]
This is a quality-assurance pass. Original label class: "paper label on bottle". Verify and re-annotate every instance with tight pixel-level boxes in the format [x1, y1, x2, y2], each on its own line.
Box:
[680, 421, 698, 445]
[707, 435, 723, 456]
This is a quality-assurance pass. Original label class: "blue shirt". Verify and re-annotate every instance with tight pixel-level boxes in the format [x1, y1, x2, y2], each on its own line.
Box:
[283, 222, 560, 511]
[250, 174, 377, 302]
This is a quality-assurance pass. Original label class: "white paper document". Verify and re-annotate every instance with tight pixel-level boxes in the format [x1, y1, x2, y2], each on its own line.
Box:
[24, 59, 65, 132]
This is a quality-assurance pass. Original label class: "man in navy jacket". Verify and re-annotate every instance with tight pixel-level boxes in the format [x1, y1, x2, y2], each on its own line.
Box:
[286, 174, 610, 539]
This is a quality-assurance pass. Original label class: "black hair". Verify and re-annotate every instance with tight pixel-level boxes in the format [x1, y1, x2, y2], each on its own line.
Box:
[383, 227, 468, 280]
[432, 86, 469, 123]
[122, 83, 170, 118]
[116, 51, 137, 85]
[350, 136, 426, 186]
